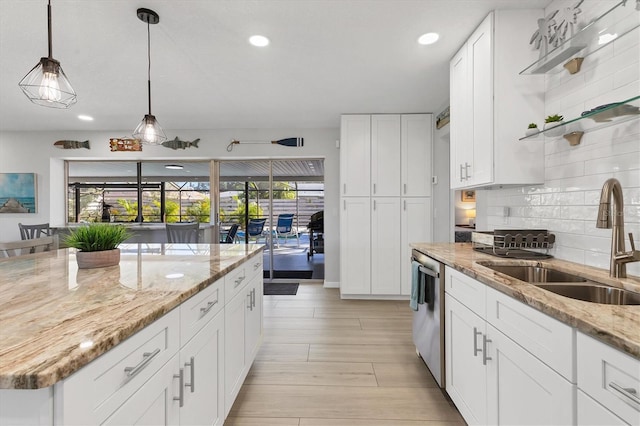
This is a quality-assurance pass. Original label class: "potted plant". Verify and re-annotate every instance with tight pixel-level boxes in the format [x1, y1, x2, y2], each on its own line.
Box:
[525, 123, 538, 136]
[64, 223, 132, 269]
[544, 114, 564, 136]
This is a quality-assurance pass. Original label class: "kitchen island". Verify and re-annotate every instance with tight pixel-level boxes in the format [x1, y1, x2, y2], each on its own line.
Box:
[412, 243, 640, 425]
[0, 243, 264, 425]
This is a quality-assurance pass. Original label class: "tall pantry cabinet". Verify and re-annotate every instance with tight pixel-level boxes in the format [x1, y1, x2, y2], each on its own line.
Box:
[340, 114, 432, 297]
[450, 9, 544, 189]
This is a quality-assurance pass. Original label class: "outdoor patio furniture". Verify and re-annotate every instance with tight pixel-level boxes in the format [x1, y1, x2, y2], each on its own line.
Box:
[0, 236, 58, 257]
[272, 213, 298, 248]
[166, 222, 200, 243]
[236, 218, 267, 244]
[221, 223, 239, 244]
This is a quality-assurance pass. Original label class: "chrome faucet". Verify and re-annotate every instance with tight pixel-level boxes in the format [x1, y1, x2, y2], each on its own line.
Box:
[596, 178, 640, 278]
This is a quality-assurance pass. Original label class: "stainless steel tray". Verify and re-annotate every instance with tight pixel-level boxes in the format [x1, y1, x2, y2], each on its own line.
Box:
[472, 229, 555, 259]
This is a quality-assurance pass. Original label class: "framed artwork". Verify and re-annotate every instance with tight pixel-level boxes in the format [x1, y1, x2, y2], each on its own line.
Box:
[461, 190, 476, 202]
[0, 173, 37, 213]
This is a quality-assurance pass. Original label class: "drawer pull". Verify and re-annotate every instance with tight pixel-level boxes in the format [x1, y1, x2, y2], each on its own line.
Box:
[247, 293, 253, 310]
[473, 327, 482, 357]
[234, 275, 246, 288]
[251, 288, 256, 308]
[609, 382, 640, 406]
[185, 356, 195, 393]
[253, 262, 261, 271]
[482, 335, 492, 365]
[200, 299, 218, 316]
[174, 368, 184, 407]
[124, 348, 161, 379]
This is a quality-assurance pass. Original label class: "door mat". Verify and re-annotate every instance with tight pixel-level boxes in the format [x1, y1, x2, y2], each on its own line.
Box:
[264, 282, 299, 295]
[263, 270, 313, 279]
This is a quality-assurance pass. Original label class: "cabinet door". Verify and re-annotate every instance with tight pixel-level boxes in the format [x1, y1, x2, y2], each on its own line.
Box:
[401, 114, 432, 197]
[445, 294, 487, 425]
[577, 390, 627, 426]
[449, 44, 471, 189]
[224, 288, 247, 415]
[468, 13, 493, 187]
[340, 115, 371, 196]
[180, 311, 225, 426]
[486, 324, 574, 426]
[245, 275, 263, 364]
[371, 114, 401, 196]
[102, 355, 180, 426]
[371, 197, 401, 295]
[400, 197, 431, 295]
[340, 197, 371, 295]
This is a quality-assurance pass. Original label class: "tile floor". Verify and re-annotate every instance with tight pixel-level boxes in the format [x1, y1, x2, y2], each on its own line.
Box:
[226, 283, 465, 425]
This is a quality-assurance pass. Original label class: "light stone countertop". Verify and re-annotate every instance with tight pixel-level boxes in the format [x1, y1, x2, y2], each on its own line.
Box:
[0, 243, 263, 390]
[411, 243, 640, 359]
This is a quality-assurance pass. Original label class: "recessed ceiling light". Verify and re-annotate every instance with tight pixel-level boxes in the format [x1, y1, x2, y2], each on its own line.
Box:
[165, 164, 184, 170]
[249, 35, 270, 47]
[418, 32, 440, 45]
[77, 114, 94, 121]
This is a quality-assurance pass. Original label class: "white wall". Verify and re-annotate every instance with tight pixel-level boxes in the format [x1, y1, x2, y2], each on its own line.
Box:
[0, 127, 341, 283]
[476, 0, 640, 277]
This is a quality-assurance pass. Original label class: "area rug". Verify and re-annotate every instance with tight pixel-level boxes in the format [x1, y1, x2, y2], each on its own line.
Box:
[264, 282, 299, 295]
[263, 270, 314, 280]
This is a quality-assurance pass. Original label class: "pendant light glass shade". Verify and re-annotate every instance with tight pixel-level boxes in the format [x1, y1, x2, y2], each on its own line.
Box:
[133, 114, 166, 145]
[134, 8, 166, 145]
[18, 1, 76, 108]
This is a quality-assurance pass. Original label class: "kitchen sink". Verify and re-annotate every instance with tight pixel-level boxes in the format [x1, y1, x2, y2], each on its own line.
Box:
[477, 262, 640, 305]
[537, 283, 640, 305]
[480, 264, 587, 283]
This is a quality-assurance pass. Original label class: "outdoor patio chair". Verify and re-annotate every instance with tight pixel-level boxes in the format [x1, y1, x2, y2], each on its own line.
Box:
[19, 222, 52, 240]
[0, 236, 58, 257]
[236, 218, 267, 244]
[166, 222, 200, 243]
[272, 213, 298, 247]
[221, 224, 239, 244]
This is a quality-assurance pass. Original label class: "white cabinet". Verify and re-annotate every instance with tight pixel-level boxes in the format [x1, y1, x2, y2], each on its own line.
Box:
[445, 267, 575, 426]
[340, 113, 432, 297]
[449, 10, 544, 189]
[340, 197, 371, 295]
[577, 390, 628, 426]
[224, 259, 263, 416]
[577, 332, 640, 425]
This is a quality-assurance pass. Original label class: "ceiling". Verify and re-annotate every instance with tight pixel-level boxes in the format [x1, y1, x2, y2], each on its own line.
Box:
[0, 0, 550, 132]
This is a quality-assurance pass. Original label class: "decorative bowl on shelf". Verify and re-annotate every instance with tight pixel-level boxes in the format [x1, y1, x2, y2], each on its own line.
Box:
[543, 121, 564, 137]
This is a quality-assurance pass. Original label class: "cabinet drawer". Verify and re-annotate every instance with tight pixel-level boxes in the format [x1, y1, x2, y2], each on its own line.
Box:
[180, 277, 224, 345]
[246, 255, 263, 281]
[578, 332, 640, 426]
[445, 266, 486, 317]
[225, 260, 249, 304]
[577, 390, 627, 425]
[57, 308, 179, 425]
[485, 286, 574, 382]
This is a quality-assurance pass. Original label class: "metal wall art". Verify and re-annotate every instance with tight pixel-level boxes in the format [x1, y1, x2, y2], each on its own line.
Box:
[109, 138, 142, 152]
[161, 137, 200, 150]
[54, 139, 90, 149]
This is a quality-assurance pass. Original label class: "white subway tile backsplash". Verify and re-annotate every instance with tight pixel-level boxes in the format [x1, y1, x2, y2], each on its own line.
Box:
[475, 0, 640, 278]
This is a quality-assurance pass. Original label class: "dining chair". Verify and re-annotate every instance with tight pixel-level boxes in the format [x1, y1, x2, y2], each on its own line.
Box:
[166, 222, 200, 243]
[19, 222, 52, 240]
[0, 236, 58, 258]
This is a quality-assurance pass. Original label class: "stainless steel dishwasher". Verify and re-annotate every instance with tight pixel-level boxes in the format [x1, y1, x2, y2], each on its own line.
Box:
[411, 249, 445, 388]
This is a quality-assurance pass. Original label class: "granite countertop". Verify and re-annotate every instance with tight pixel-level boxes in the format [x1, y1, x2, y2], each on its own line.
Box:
[411, 243, 640, 359]
[0, 243, 263, 390]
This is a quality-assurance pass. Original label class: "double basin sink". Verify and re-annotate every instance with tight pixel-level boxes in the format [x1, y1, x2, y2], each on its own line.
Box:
[478, 263, 640, 305]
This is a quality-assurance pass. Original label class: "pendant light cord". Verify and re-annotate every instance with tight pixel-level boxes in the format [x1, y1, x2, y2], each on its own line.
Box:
[47, 0, 53, 58]
[147, 20, 152, 115]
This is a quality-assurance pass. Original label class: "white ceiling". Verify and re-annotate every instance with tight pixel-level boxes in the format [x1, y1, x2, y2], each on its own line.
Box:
[0, 0, 550, 132]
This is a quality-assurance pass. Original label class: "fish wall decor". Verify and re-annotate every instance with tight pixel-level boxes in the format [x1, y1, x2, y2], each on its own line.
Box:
[54, 140, 90, 149]
[109, 138, 142, 152]
[162, 137, 200, 150]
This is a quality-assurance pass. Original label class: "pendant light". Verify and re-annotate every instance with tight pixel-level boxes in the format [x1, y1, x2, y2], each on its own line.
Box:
[133, 8, 166, 145]
[18, 0, 77, 108]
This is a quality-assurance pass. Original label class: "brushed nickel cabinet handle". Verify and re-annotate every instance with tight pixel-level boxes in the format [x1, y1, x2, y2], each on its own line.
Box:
[174, 368, 185, 407]
[609, 382, 640, 406]
[482, 335, 492, 365]
[200, 298, 218, 316]
[473, 327, 482, 357]
[124, 348, 161, 379]
[185, 356, 195, 393]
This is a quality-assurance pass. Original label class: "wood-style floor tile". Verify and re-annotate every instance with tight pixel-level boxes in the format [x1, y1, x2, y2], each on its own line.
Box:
[230, 385, 462, 422]
[313, 308, 412, 319]
[264, 317, 362, 330]
[300, 419, 465, 426]
[308, 344, 418, 363]
[245, 361, 377, 387]
[255, 343, 309, 362]
[373, 360, 439, 388]
[275, 299, 403, 309]
[359, 317, 412, 330]
[224, 417, 300, 425]
[263, 328, 413, 345]
[263, 307, 315, 318]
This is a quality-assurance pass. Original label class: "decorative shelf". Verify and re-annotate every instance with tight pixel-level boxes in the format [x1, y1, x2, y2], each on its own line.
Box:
[519, 95, 640, 144]
[520, 0, 640, 75]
